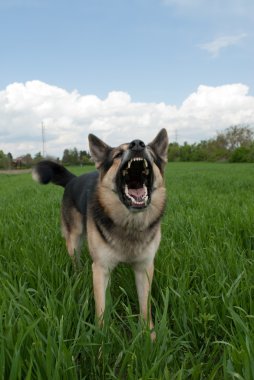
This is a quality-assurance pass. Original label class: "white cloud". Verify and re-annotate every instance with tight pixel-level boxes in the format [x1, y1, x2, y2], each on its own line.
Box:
[199, 33, 247, 57]
[0, 80, 254, 158]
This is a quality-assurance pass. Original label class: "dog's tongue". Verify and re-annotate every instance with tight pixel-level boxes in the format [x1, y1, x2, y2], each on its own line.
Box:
[128, 187, 145, 198]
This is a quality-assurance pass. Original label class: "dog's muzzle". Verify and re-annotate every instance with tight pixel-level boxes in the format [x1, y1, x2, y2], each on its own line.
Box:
[116, 140, 153, 210]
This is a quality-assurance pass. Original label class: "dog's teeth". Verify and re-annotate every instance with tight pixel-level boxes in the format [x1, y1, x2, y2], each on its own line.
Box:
[132, 157, 143, 162]
[127, 157, 146, 168]
[142, 184, 148, 197]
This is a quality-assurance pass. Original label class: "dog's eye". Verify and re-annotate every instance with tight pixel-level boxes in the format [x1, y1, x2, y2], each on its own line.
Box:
[114, 151, 123, 159]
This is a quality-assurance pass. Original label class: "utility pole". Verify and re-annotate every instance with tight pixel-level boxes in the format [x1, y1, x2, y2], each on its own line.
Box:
[174, 129, 178, 143]
[41, 122, 46, 157]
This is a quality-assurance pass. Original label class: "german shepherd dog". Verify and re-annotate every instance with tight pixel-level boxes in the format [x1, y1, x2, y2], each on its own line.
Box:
[32, 129, 168, 338]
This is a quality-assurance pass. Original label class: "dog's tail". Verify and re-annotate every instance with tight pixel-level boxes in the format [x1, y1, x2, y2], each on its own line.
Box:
[32, 160, 76, 188]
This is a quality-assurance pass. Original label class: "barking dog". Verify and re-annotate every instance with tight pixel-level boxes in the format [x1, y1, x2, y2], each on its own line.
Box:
[32, 129, 168, 337]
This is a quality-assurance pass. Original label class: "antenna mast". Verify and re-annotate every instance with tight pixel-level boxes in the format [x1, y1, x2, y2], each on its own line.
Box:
[41, 122, 46, 157]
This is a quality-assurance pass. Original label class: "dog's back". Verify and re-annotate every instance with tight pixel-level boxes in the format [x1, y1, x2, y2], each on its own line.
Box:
[63, 170, 99, 222]
[33, 161, 99, 229]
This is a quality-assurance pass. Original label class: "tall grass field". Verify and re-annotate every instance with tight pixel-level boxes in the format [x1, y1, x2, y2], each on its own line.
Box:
[0, 163, 254, 379]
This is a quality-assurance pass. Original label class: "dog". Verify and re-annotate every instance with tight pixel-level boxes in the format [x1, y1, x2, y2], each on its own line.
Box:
[32, 128, 168, 337]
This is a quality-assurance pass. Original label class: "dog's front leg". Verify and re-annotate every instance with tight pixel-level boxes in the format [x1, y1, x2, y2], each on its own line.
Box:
[92, 262, 110, 325]
[133, 262, 156, 340]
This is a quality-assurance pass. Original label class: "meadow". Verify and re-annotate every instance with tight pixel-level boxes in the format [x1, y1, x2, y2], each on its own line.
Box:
[0, 162, 254, 380]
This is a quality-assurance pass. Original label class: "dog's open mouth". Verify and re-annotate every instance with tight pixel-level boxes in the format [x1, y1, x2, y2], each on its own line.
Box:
[119, 157, 152, 210]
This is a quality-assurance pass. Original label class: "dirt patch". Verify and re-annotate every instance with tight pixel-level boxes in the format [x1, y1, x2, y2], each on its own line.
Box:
[0, 169, 32, 175]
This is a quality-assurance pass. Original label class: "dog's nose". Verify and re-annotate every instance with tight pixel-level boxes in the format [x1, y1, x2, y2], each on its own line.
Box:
[129, 139, 146, 151]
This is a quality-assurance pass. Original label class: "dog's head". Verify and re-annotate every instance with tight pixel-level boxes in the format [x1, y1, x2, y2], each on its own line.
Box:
[89, 129, 168, 211]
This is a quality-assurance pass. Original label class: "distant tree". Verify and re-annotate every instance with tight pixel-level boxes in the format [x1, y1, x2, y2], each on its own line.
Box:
[179, 142, 193, 161]
[62, 148, 92, 165]
[215, 132, 227, 150]
[222, 125, 254, 150]
[7, 152, 13, 168]
[33, 152, 43, 164]
[69, 148, 79, 165]
[229, 147, 250, 163]
[247, 143, 254, 163]
[63, 148, 79, 165]
[168, 143, 180, 161]
[7, 152, 13, 161]
[22, 154, 33, 167]
[0, 150, 8, 169]
[62, 149, 70, 164]
[190, 141, 208, 161]
[204, 138, 228, 162]
[79, 149, 92, 165]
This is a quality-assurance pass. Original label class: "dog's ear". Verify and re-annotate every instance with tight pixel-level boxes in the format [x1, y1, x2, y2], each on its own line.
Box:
[148, 128, 169, 164]
[88, 134, 111, 169]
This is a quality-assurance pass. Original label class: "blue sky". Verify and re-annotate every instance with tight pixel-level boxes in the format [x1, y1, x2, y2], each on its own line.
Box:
[0, 0, 254, 157]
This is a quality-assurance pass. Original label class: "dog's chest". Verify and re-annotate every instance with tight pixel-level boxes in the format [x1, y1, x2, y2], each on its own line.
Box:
[88, 222, 161, 269]
[110, 229, 152, 258]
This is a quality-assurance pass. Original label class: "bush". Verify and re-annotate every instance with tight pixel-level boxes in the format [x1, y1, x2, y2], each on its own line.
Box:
[229, 147, 250, 162]
[0, 151, 9, 169]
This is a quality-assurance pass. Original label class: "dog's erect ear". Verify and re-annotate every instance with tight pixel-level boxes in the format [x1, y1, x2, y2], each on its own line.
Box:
[88, 134, 111, 169]
[148, 128, 169, 164]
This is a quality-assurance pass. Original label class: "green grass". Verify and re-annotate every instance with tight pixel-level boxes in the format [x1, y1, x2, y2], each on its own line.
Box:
[0, 163, 254, 379]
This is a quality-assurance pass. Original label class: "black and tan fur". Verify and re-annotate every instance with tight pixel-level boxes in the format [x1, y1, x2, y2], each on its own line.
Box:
[32, 129, 168, 338]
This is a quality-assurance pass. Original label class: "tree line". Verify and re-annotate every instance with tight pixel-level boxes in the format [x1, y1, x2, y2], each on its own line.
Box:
[0, 148, 92, 169]
[0, 124, 253, 169]
[168, 125, 254, 163]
